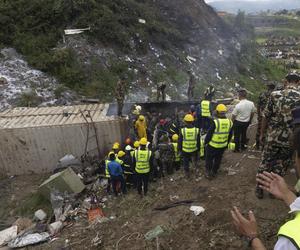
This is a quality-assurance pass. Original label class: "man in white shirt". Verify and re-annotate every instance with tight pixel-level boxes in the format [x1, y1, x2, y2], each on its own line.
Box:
[232, 89, 255, 152]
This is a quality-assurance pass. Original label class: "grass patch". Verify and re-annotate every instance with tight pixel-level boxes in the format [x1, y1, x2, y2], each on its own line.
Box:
[14, 192, 52, 218]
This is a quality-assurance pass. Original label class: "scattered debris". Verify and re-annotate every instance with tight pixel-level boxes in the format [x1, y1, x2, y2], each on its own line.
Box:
[0, 226, 18, 246]
[190, 206, 205, 216]
[64, 27, 91, 35]
[145, 225, 164, 240]
[39, 168, 85, 200]
[138, 18, 146, 24]
[13, 218, 33, 233]
[34, 209, 47, 221]
[48, 221, 63, 235]
[248, 155, 260, 160]
[8, 232, 50, 248]
[88, 208, 105, 223]
[154, 200, 194, 211]
[186, 55, 197, 63]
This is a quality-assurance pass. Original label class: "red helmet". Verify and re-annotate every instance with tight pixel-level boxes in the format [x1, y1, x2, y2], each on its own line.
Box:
[125, 138, 131, 145]
[159, 119, 166, 125]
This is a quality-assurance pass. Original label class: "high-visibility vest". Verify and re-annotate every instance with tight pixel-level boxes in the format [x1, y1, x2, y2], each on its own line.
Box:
[116, 158, 123, 165]
[209, 118, 233, 149]
[105, 160, 111, 178]
[200, 138, 205, 157]
[172, 142, 180, 162]
[135, 149, 152, 174]
[278, 212, 300, 249]
[228, 142, 236, 150]
[201, 100, 211, 117]
[181, 127, 199, 153]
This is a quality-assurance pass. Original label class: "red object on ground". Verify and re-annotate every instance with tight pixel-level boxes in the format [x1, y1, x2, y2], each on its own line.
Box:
[88, 208, 105, 222]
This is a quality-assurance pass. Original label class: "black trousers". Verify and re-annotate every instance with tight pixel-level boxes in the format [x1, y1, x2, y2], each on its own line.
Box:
[136, 173, 150, 195]
[111, 175, 127, 196]
[205, 145, 226, 176]
[233, 120, 249, 151]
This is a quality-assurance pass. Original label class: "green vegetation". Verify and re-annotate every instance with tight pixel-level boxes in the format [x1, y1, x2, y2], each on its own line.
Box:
[0, 0, 183, 100]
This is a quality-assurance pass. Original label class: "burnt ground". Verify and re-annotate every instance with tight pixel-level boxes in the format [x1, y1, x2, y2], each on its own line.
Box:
[0, 126, 297, 250]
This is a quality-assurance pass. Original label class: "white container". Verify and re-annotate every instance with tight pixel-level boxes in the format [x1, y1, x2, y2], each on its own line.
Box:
[34, 209, 47, 221]
[48, 221, 63, 235]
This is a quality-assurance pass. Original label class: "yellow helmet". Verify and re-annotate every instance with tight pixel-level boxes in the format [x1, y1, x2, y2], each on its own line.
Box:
[133, 141, 140, 148]
[117, 150, 126, 158]
[140, 137, 148, 146]
[216, 104, 227, 113]
[184, 114, 194, 122]
[112, 142, 120, 150]
[172, 134, 179, 142]
[138, 115, 145, 121]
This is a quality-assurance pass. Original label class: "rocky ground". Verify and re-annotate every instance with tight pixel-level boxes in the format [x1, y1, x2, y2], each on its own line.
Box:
[0, 126, 297, 250]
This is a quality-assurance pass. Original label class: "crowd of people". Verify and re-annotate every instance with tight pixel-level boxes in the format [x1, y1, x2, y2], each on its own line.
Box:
[107, 71, 300, 249]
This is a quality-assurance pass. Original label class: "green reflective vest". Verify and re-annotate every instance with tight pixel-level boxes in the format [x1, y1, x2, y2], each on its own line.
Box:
[278, 212, 300, 249]
[201, 100, 211, 117]
[200, 138, 205, 157]
[172, 142, 180, 162]
[209, 118, 233, 149]
[105, 160, 111, 178]
[135, 149, 152, 174]
[181, 127, 199, 153]
[228, 142, 236, 150]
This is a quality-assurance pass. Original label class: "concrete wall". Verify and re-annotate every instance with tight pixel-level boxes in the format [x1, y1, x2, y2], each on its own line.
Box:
[0, 119, 128, 176]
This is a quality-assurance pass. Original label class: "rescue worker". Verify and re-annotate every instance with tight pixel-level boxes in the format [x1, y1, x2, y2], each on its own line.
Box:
[187, 70, 196, 100]
[204, 85, 215, 101]
[255, 81, 276, 150]
[157, 135, 175, 176]
[135, 115, 147, 140]
[204, 104, 233, 179]
[168, 115, 181, 136]
[112, 142, 120, 155]
[232, 125, 300, 250]
[256, 72, 300, 199]
[196, 97, 213, 133]
[117, 150, 134, 187]
[105, 152, 114, 194]
[133, 137, 153, 197]
[115, 76, 127, 116]
[172, 134, 181, 171]
[178, 114, 200, 177]
[157, 82, 166, 102]
[107, 153, 127, 196]
[131, 141, 140, 158]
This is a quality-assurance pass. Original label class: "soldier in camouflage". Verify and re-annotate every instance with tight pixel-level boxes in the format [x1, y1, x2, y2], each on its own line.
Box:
[156, 135, 175, 177]
[256, 72, 300, 199]
[255, 81, 275, 150]
[115, 76, 127, 116]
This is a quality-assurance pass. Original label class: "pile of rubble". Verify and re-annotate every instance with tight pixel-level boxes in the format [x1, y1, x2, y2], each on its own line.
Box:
[0, 155, 111, 249]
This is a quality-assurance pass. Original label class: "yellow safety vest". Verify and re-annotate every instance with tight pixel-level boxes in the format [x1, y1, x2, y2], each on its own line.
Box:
[181, 127, 199, 153]
[135, 149, 152, 174]
[209, 118, 233, 149]
[278, 212, 300, 249]
[200, 138, 205, 157]
[201, 100, 211, 117]
[105, 160, 111, 178]
[116, 158, 123, 165]
[172, 142, 180, 162]
[228, 142, 236, 150]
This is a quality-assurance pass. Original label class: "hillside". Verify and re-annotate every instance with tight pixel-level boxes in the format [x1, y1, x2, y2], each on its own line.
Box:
[0, 0, 286, 107]
[208, 0, 300, 14]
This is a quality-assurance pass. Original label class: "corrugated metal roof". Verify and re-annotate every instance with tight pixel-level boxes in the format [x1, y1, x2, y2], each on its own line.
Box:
[0, 104, 114, 129]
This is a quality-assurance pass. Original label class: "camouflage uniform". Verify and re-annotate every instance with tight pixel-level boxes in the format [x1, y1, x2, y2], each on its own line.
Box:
[256, 90, 271, 148]
[257, 86, 300, 176]
[115, 79, 127, 116]
[157, 142, 175, 176]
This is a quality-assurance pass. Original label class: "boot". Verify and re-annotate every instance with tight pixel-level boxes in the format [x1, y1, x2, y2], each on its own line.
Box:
[255, 187, 264, 199]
